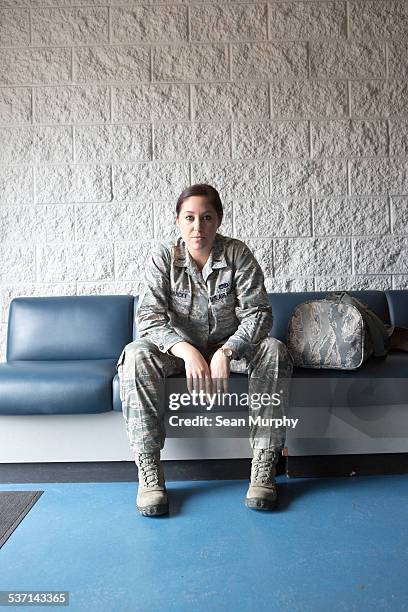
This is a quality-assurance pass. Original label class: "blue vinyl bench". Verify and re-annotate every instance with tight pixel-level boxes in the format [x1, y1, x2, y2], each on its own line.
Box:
[0, 290, 407, 463]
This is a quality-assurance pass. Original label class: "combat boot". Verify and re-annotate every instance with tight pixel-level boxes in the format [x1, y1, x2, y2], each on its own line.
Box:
[135, 451, 169, 516]
[245, 448, 278, 511]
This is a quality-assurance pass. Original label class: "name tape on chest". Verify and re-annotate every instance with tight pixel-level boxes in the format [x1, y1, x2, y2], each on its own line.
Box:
[171, 289, 191, 299]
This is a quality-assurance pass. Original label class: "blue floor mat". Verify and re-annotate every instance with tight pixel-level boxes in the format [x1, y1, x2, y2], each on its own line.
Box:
[0, 475, 407, 612]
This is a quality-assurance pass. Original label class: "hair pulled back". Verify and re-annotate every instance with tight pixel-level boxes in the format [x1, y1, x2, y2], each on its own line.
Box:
[176, 183, 223, 223]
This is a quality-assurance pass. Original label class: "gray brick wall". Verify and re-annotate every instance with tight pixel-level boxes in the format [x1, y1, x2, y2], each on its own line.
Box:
[0, 0, 407, 360]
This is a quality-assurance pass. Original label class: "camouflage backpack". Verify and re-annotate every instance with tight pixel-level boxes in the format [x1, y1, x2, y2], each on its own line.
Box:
[287, 291, 394, 370]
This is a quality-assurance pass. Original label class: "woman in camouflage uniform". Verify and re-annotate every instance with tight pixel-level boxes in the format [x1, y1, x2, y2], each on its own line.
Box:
[117, 184, 293, 516]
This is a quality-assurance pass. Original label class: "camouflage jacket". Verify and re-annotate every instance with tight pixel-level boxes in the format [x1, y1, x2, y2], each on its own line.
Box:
[136, 233, 273, 359]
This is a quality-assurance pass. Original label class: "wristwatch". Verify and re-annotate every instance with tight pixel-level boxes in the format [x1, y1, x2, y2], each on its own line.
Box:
[220, 347, 233, 360]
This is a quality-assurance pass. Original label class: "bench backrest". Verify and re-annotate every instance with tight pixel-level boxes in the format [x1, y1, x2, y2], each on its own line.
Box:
[385, 290, 408, 329]
[7, 296, 134, 361]
[9, 289, 405, 360]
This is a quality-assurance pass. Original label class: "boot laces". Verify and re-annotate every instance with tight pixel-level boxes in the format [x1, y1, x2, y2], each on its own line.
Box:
[138, 453, 161, 488]
[252, 450, 276, 485]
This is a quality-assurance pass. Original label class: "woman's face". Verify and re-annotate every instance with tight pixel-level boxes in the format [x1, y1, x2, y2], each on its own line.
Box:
[176, 196, 221, 257]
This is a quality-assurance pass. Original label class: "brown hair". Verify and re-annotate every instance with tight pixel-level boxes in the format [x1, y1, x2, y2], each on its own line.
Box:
[176, 183, 223, 223]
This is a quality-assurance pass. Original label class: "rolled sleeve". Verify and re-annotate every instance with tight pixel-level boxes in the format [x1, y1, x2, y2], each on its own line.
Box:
[136, 245, 185, 354]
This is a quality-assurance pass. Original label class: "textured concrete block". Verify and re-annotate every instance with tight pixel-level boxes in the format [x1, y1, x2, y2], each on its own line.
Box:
[0, 283, 76, 323]
[153, 200, 233, 242]
[32, 8, 108, 45]
[354, 237, 408, 273]
[112, 84, 189, 122]
[0, 0, 401, 302]
[234, 121, 308, 159]
[0, 205, 74, 244]
[0, 8, 29, 46]
[351, 80, 408, 119]
[0, 87, 31, 124]
[0, 323, 6, 363]
[393, 275, 408, 289]
[191, 4, 266, 41]
[36, 165, 112, 204]
[111, 4, 188, 43]
[242, 238, 273, 276]
[313, 197, 390, 236]
[232, 42, 307, 79]
[153, 44, 228, 81]
[389, 41, 408, 79]
[215, 207, 234, 242]
[0, 245, 35, 282]
[314, 275, 392, 291]
[154, 201, 183, 243]
[310, 41, 385, 79]
[74, 46, 150, 83]
[33, 0, 267, 3]
[264, 276, 314, 292]
[274, 238, 352, 276]
[75, 125, 151, 163]
[0, 166, 33, 206]
[76, 202, 153, 241]
[192, 83, 269, 121]
[113, 162, 188, 202]
[77, 280, 144, 297]
[270, 1, 346, 39]
[34, 86, 110, 124]
[115, 240, 158, 281]
[192, 161, 269, 200]
[311, 120, 388, 157]
[270, 159, 347, 197]
[38, 243, 114, 282]
[112, 5, 187, 43]
[270, 80, 348, 119]
[391, 197, 408, 235]
[235, 198, 311, 237]
[0, 0, 272, 4]
[0, 126, 72, 164]
[350, 159, 408, 196]
[0, 48, 71, 86]
[349, 0, 408, 38]
[390, 120, 408, 156]
[154, 123, 230, 161]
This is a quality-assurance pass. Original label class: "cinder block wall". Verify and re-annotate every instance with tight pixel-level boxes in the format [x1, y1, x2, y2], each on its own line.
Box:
[0, 0, 407, 360]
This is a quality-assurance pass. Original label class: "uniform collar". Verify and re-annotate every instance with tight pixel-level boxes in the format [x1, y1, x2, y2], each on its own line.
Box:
[173, 233, 228, 271]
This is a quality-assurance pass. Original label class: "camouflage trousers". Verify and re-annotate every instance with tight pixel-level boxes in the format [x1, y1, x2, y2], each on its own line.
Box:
[116, 336, 293, 456]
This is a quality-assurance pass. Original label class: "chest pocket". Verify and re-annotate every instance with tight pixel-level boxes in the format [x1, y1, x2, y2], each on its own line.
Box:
[209, 289, 236, 319]
[169, 290, 192, 318]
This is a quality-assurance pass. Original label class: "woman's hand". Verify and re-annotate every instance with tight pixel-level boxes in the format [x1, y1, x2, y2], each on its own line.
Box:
[170, 342, 212, 395]
[209, 349, 231, 394]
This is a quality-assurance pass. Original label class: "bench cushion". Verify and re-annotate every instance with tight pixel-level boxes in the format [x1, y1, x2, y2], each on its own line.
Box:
[0, 360, 116, 415]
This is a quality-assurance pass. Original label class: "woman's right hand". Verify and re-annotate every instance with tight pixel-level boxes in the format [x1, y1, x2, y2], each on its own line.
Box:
[170, 342, 212, 396]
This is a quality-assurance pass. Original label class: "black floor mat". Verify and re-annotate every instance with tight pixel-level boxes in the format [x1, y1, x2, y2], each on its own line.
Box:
[0, 491, 43, 549]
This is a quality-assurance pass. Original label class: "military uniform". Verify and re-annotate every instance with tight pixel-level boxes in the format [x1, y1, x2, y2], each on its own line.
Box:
[117, 233, 293, 455]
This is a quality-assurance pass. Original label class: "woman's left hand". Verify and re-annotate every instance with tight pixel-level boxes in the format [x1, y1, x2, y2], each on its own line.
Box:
[209, 349, 231, 394]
